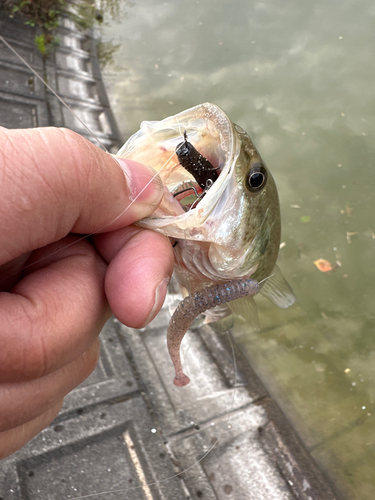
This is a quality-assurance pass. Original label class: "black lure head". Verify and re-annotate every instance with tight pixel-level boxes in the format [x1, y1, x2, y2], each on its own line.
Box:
[175, 130, 219, 190]
[176, 131, 195, 160]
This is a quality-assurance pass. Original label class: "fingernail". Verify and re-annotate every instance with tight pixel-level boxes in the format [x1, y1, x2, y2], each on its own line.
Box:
[113, 156, 163, 207]
[141, 276, 170, 327]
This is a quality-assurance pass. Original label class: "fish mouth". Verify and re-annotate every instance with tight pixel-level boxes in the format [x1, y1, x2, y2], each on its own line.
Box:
[117, 103, 236, 220]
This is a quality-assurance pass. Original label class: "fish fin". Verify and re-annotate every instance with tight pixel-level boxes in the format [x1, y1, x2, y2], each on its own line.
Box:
[182, 305, 234, 332]
[260, 264, 296, 308]
[203, 304, 232, 324]
[227, 295, 260, 332]
[205, 305, 235, 333]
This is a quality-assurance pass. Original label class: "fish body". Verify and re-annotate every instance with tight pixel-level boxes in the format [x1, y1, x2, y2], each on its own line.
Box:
[117, 102, 295, 325]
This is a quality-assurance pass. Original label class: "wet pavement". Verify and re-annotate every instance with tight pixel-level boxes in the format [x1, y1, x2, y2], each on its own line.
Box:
[0, 11, 340, 500]
[0, 300, 339, 500]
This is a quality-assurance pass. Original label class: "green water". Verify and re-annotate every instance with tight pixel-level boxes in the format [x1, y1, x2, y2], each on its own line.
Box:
[101, 1, 375, 498]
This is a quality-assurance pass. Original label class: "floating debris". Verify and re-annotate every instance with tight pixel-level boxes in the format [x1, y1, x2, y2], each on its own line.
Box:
[363, 229, 375, 239]
[345, 368, 351, 374]
[341, 204, 353, 216]
[346, 231, 358, 244]
[314, 258, 333, 272]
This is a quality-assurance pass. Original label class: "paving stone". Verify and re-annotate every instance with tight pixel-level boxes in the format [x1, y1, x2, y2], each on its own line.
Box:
[168, 404, 295, 500]
[0, 25, 49, 129]
[0, 93, 49, 129]
[0, 62, 44, 98]
[0, 397, 186, 500]
[259, 400, 339, 500]
[60, 320, 138, 415]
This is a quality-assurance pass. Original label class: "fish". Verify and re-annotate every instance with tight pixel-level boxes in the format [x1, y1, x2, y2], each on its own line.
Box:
[116, 103, 296, 385]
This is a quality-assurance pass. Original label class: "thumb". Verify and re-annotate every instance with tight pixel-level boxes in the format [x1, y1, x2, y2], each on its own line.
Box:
[0, 127, 163, 263]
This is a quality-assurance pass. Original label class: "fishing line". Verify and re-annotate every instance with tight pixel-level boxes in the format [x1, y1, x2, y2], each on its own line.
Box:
[175, 115, 183, 139]
[259, 273, 275, 285]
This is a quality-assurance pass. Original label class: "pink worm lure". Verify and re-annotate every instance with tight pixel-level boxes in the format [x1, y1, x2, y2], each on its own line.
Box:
[167, 278, 260, 386]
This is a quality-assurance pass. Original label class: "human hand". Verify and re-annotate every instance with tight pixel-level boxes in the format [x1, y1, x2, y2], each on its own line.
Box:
[0, 127, 174, 459]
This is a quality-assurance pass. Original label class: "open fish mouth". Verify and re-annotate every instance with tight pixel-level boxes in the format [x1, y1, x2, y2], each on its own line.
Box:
[115, 102, 283, 282]
[116, 103, 239, 236]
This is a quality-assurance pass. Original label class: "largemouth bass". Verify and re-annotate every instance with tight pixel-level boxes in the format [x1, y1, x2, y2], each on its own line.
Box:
[117, 103, 295, 385]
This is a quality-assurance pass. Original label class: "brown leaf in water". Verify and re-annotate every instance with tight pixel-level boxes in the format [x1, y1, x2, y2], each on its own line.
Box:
[314, 258, 333, 272]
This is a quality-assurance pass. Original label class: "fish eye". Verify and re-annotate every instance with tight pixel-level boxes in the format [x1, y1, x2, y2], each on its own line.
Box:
[245, 162, 267, 192]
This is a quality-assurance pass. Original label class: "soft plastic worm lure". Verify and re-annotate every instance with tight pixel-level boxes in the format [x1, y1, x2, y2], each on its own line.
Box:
[175, 131, 220, 190]
[167, 278, 260, 386]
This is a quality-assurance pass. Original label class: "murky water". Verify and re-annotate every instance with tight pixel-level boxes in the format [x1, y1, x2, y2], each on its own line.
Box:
[100, 1, 375, 498]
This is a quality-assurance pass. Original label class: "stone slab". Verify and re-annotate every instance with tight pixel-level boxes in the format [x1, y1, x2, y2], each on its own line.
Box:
[0, 92, 49, 128]
[0, 397, 186, 500]
[60, 320, 138, 415]
[169, 404, 294, 500]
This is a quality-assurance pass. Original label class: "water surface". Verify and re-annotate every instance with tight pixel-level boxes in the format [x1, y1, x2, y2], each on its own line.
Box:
[101, 1, 375, 498]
